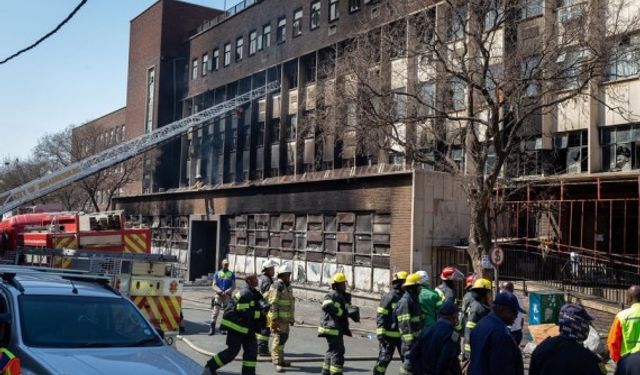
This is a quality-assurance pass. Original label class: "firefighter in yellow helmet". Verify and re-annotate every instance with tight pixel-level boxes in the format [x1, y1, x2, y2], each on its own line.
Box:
[318, 272, 359, 375]
[267, 261, 295, 372]
[373, 271, 407, 375]
[463, 278, 492, 360]
[395, 273, 424, 375]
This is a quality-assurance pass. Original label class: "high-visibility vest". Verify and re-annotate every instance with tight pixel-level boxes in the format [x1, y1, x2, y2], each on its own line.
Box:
[617, 303, 640, 358]
[0, 348, 20, 375]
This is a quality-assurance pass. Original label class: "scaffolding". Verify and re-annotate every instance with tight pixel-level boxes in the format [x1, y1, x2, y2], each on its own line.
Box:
[494, 176, 640, 271]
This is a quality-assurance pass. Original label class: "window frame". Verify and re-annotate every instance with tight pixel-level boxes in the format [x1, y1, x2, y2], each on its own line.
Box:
[310, 1, 321, 30]
[202, 53, 209, 76]
[277, 16, 287, 44]
[263, 24, 272, 49]
[212, 48, 220, 71]
[224, 43, 232, 67]
[249, 30, 258, 56]
[236, 36, 244, 62]
[191, 58, 198, 80]
[293, 8, 303, 38]
[349, 0, 361, 13]
[329, 0, 340, 22]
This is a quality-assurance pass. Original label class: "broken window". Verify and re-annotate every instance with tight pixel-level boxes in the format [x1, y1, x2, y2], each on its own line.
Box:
[310, 1, 321, 30]
[277, 17, 287, 43]
[236, 37, 244, 62]
[554, 130, 588, 173]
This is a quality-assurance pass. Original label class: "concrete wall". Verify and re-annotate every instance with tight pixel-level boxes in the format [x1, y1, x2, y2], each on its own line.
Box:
[412, 170, 470, 278]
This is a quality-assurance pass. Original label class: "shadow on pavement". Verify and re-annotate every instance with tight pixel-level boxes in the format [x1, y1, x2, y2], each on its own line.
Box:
[182, 320, 210, 335]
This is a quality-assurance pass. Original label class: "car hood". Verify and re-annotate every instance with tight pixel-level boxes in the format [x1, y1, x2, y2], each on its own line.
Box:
[27, 346, 202, 375]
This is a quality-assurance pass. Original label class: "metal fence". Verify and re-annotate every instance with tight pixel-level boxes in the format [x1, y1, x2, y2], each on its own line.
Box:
[499, 247, 640, 305]
[434, 245, 639, 305]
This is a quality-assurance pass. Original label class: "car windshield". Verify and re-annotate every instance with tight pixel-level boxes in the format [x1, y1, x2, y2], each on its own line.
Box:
[19, 295, 163, 348]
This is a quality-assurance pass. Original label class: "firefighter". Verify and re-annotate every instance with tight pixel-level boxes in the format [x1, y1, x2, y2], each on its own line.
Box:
[0, 313, 19, 375]
[463, 278, 492, 360]
[373, 270, 407, 375]
[469, 292, 525, 375]
[608, 285, 640, 362]
[202, 274, 269, 375]
[209, 259, 236, 335]
[461, 273, 477, 314]
[319, 272, 358, 375]
[409, 301, 462, 375]
[436, 266, 464, 306]
[396, 272, 424, 375]
[416, 270, 440, 329]
[267, 262, 295, 372]
[257, 259, 278, 356]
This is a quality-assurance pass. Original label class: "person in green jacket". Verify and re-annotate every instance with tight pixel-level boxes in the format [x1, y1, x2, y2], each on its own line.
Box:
[416, 271, 440, 329]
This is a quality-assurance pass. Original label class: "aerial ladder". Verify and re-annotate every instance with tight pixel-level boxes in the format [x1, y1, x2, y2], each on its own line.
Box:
[0, 81, 280, 216]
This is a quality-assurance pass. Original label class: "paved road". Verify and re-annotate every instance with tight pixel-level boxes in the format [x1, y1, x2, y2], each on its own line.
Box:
[177, 293, 401, 375]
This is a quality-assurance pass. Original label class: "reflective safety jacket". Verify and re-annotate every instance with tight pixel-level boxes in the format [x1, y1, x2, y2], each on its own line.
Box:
[376, 287, 403, 339]
[394, 291, 424, 344]
[221, 286, 268, 335]
[318, 290, 352, 337]
[436, 282, 456, 307]
[0, 348, 20, 375]
[463, 295, 491, 357]
[258, 274, 273, 296]
[608, 303, 640, 362]
[267, 279, 295, 333]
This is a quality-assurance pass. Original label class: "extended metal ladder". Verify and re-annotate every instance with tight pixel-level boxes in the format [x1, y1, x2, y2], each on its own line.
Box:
[0, 81, 280, 215]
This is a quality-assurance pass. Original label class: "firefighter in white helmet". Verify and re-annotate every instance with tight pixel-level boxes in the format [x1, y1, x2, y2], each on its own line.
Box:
[257, 259, 279, 356]
[267, 261, 296, 372]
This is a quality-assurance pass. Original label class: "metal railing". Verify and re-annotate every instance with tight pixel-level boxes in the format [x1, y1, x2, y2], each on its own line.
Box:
[433, 245, 639, 305]
[195, 0, 258, 35]
[499, 247, 640, 305]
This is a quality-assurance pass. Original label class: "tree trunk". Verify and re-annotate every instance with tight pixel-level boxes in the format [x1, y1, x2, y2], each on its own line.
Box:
[467, 200, 493, 277]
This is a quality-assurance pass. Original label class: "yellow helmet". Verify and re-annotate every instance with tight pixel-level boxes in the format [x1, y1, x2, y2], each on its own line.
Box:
[393, 271, 408, 282]
[332, 272, 347, 284]
[402, 273, 422, 287]
[471, 278, 492, 291]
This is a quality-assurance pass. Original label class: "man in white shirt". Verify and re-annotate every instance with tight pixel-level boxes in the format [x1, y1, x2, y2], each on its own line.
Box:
[500, 282, 526, 345]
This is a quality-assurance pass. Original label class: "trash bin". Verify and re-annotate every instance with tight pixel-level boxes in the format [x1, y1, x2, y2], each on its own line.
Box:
[528, 291, 565, 325]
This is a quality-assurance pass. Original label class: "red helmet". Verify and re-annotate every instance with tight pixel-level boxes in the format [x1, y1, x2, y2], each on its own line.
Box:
[440, 266, 464, 281]
[465, 274, 476, 288]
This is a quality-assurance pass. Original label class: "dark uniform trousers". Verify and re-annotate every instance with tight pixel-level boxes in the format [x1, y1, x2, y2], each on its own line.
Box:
[256, 327, 271, 355]
[323, 335, 346, 375]
[210, 330, 258, 375]
[374, 337, 402, 374]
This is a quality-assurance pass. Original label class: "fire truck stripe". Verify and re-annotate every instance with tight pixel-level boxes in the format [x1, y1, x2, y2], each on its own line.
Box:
[124, 236, 143, 253]
[146, 297, 169, 332]
[164, 296, 182, 323]
[132, 233, 147, 249]
[157, 297, 179, 331]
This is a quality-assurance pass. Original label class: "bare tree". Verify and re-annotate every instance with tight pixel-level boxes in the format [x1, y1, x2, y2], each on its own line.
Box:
[35, 125, 141, 212]
[316, 0, 640, 273]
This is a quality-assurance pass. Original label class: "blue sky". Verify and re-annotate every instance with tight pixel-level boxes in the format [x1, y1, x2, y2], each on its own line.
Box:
[0, 0, 225, 160]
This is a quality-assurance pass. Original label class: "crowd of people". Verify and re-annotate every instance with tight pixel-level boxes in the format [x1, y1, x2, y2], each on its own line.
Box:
[200, 260, 640, 375]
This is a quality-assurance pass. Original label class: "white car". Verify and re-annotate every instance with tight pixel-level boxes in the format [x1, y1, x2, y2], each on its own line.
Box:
[0, 267, 201, 375]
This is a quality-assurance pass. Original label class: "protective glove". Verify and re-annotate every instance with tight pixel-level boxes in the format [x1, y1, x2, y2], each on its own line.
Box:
[270, 321, 279, 332]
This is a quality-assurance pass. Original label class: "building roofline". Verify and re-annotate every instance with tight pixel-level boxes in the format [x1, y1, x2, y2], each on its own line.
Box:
[130, 0, 220, 24]
[73, 106, 127, 130]
[114, 168, 414, 202]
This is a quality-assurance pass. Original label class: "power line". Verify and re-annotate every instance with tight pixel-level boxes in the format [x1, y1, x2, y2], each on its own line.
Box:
[0, 0, 88, 65]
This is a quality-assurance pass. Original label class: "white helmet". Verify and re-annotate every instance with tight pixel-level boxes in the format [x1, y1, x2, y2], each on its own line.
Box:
[261, 259, 279, 271]
[277, 261, 293, 275]
[416, 270, 429, 286]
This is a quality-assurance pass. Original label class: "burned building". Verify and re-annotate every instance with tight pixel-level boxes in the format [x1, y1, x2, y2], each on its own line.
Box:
[77, 0, 640, 287]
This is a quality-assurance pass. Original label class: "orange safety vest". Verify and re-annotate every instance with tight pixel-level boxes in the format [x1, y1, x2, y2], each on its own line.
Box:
[608, 303, 640, 362]
[0, 348, 20, 375]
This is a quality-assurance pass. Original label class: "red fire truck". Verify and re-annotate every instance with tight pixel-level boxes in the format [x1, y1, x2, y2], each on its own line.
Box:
[0, 211, 183, 341]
